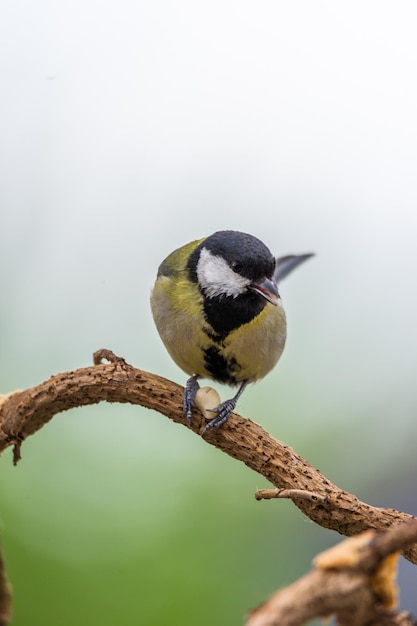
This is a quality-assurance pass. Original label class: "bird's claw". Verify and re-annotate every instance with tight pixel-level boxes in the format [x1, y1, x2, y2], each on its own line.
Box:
[183, 376, 200, 424]
[202, 399, 237, 433]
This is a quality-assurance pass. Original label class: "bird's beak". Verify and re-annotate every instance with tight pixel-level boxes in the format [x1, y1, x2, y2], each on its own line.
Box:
[249, 277, 279, 305]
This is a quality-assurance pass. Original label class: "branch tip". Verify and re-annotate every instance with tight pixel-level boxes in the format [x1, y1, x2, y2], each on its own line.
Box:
[93, 349, 129, 367]
[255, 488, 327, 503]
[12, 440, 22, 466]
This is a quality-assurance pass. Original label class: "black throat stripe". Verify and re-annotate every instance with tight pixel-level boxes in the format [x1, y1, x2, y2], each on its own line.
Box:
[202, 292, 266, 339]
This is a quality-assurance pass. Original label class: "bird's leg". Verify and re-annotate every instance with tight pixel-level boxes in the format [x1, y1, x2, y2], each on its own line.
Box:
[203, 380, 248, 433]
[183, 375, 200, 424]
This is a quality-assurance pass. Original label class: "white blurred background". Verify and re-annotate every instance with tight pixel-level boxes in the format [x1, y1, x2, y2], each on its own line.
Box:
[1, 2, 417, 624]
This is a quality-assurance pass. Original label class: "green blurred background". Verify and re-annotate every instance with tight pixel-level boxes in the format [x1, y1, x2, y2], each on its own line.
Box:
[1, 1, 417, 624]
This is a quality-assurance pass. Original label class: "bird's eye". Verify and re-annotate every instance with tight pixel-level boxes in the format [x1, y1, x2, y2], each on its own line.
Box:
[230, 260, 243, 273]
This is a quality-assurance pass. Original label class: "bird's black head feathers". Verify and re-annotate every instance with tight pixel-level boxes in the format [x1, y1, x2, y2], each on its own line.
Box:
[187, 230, 276, 284]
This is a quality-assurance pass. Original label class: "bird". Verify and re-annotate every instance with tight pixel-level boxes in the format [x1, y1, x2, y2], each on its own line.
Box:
[150, 230, 313, 432]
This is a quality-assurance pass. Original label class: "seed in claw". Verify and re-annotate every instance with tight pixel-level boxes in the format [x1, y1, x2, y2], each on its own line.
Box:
[194, 387, 221, 420]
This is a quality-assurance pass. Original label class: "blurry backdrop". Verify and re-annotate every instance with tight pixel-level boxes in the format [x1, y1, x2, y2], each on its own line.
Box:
[1, 1, 417, 624]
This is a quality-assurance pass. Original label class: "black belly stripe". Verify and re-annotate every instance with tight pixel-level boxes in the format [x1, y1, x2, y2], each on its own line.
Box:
[203, 346, 241, 385]
[201, 290, 267, 384]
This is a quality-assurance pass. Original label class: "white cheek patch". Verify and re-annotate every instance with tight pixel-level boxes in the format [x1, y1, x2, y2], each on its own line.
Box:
[197, 247, 251, 298]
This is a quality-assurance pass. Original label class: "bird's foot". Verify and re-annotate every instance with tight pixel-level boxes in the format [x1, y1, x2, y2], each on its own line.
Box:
[201, 381, 248, 434]
[202, 398, 237, 433]
[183, 375, 200, 425]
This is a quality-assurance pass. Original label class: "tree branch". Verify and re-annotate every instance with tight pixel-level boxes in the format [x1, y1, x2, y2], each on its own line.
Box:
[0, 542, 12, 626]
[246, 522, 417, 626]
[0, 349, 416, 568]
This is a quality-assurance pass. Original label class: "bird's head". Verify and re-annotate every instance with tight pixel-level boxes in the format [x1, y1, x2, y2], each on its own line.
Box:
[188, 230, 279, 305]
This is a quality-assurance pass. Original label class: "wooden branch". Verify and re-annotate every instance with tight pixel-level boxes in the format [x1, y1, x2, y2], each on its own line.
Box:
[255, 488, 328, 503]
[0, 541, 12, 626]
[246, 522, 417, 626]
[0, 349, 416, 569]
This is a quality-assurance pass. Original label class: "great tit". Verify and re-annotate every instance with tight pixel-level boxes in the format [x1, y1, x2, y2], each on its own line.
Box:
[151, 230, 312, 432]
